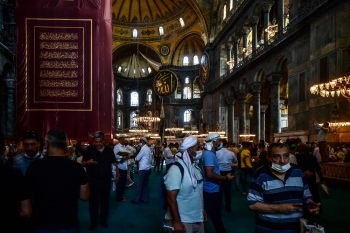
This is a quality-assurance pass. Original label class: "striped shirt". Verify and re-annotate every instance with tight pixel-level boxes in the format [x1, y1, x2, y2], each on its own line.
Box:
[247, 164, 312, 233]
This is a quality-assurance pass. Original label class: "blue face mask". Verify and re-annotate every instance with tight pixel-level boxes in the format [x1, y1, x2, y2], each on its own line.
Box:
[217, 142, 223, 150]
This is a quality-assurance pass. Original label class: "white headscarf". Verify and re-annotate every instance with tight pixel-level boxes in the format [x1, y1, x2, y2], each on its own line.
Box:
[178, 135, 198, 188]
[204, 133, 220, 150]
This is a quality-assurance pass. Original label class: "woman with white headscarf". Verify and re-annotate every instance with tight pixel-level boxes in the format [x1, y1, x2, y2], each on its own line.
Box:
[164, 135, 206, 233]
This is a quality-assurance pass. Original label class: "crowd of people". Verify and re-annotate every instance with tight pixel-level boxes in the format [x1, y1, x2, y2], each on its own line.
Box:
[1, 126, 344, 233]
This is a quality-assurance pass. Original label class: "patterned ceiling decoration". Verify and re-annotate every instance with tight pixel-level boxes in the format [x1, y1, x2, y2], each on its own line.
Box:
[112, 0, 187, 26]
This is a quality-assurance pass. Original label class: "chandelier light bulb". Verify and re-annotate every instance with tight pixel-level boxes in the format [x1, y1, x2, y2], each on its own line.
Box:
[338, 77, 343, 83]
[325, 83, 330, 90]
[319, 84, 324, 90]
[325, 91, 329, 97]
[331, 91, 335, 97]
[336, 90, 341, 96]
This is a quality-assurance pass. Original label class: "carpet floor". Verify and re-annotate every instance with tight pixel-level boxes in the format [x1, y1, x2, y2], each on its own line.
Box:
[78, 169, 350, 233]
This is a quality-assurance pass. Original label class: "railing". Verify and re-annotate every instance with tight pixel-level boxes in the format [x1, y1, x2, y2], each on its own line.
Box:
[320, 163, 350, 182]
[206, 0, 333, 92]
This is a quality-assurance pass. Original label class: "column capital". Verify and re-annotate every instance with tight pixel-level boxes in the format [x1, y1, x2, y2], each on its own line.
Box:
[225, 96, 235, 105]
[260, 104, 268, 113]
[238, 90, 247, 103]
[226, 43, 233, 50]
[252, 82, 262, 91]
[262, 2, 273, 13]
[250, 16, 260, 25]
[241, 26, 250, 35]
[4, 79, 16, 89]
[268, 74, 282, 85]
[233, 35, 240, 43]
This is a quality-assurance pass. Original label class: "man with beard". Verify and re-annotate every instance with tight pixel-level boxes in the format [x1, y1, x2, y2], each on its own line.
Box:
[202, 133, 234, 233]
[13, 131, 43, 175]
[248, 143, 320, 233]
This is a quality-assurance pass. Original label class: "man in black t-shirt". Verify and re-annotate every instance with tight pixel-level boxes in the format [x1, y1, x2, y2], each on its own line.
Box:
[26, 129, 89, 233]
[82, 131, 119, 231]
[0, 131, 32, 233]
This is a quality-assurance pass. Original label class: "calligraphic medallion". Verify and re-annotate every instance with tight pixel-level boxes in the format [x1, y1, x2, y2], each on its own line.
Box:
[199, 52, 210, 86]
[153, 70, 178, 97]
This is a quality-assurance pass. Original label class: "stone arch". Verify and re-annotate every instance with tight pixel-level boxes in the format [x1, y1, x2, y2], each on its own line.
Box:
[254, 68, 265, 82]
[239, 77, 248, 91]
[228, 85, 235, 96]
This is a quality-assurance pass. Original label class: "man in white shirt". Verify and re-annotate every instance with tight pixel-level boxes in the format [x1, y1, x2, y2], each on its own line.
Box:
[164, 143, 174, 171]
[314, 121, 329, 162]
[216, 139, 237, 212]
[164, 136, 206, 233]
[113, 137, 129, 202]
[131, 137, 152, 204]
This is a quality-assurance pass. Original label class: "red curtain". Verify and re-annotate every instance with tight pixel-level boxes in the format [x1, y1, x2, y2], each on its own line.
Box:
[16, 0, 113, 139]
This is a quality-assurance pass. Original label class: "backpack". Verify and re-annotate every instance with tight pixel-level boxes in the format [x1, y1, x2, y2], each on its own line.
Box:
[159, 161, 184, 210]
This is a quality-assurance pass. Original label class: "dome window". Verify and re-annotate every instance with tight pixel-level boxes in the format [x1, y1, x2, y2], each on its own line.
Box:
[142, 68, 145, 73]
[223, 5, 226, 20]
[179, 18, 185, 27]
[183, 56, 189, 66]
[148, 67, 152, 74]
[193, 55, 199, 65]
[132, 29, 138, 38]
[185, 77, 190, 84]
[159, 26, 164, 35]
[230, 0, 233, 10]
[117, 66, 122, 73]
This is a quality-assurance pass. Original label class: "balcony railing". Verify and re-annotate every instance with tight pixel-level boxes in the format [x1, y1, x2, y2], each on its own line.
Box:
[206, 0, 333, 92]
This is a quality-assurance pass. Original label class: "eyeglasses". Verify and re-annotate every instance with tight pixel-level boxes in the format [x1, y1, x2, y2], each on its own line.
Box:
[23, 131, 40, 139]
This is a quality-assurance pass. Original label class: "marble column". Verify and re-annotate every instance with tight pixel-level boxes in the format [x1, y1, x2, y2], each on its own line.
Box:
[226, 42, 233, 69]
[226, 96, 235, 143]
[242, 27, 249, 59]
[252, 83, 261, 144]
[269, 75, 282, 143]
[262, 2, 273, 43]
[277, 0, 285, 32]
[250, 16, 260, 52]
[238, 91, 247, 140]
[233, 36, 240, 67]
[260, 105, 268, 142]
[5, 74, 16, 138]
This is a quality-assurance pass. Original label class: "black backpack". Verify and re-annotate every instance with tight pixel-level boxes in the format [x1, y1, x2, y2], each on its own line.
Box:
[159, 162, 184, 210]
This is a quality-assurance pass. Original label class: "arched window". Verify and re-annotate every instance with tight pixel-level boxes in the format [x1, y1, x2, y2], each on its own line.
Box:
[117, 111, 123, 129]
[183, 56, 189, 66]
[117, 89, 123, 105]
[183, 87, 192, 99]
[230, 0, 233, 10]
[147, 89, 152, 104]
[193, 55, 199, 65]
[184, 110, 192, 122]
[148, 67, 152, 74]
[130, 91, 139, 106]
[223, 5, 226, 20]
[185, 77, 190, 84]
[130, 111, 138, 127]
[159, 26, 164, 35]
[179, 18, 185, 27]
[132, 29, 138, 38]
[117, 66, 122, 73]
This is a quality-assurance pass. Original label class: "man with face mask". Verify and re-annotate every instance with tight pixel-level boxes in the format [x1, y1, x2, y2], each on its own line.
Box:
[248, 143, 320, 233]
[13, 131, 43, 175]
[202, 133, 234, 233]
[164, 136, 206, 233]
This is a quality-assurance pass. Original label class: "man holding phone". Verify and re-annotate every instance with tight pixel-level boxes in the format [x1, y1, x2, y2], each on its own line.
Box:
[248, 143, 320, 233]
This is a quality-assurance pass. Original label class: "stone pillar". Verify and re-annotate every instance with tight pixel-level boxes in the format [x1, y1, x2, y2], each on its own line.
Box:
[226, 42, 233, 69]
[233, 36, 240, 67]
[238, 91, 247, 140]
[252, 83, 261, 143]
[269, 75, 282, 143]
[5, 74, 16, 138]
[262, 2, 273, 43]
[250, 16, 260, 52]
[277, 0, 285, 32]
[260, 105, 268, 142]
[242, 27, 249, 59]
[226, 96, 235, 143]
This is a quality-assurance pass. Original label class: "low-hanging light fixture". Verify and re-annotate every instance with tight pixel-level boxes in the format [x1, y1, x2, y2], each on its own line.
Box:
[310, 76, 350, 101]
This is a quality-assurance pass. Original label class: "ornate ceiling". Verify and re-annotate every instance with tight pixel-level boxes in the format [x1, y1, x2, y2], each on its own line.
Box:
[112, 0, 210, 72]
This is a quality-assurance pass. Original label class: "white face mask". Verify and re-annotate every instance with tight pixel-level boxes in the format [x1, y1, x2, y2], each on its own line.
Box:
[271, 162, 291, 173]
[193, 150, 203, 162]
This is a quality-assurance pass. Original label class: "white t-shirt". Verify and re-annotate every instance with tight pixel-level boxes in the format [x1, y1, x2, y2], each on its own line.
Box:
[164, 159, 204, 223]
[113, 143, 128, 170]
[135, 144, 152, 170]
[164, 147, 174, 165]
[216, 148, 236, 171]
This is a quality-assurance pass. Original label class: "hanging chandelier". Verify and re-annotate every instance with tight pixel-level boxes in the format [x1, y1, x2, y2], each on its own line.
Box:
[310, 76, 350, 101]
[133, 116, 161, 123]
